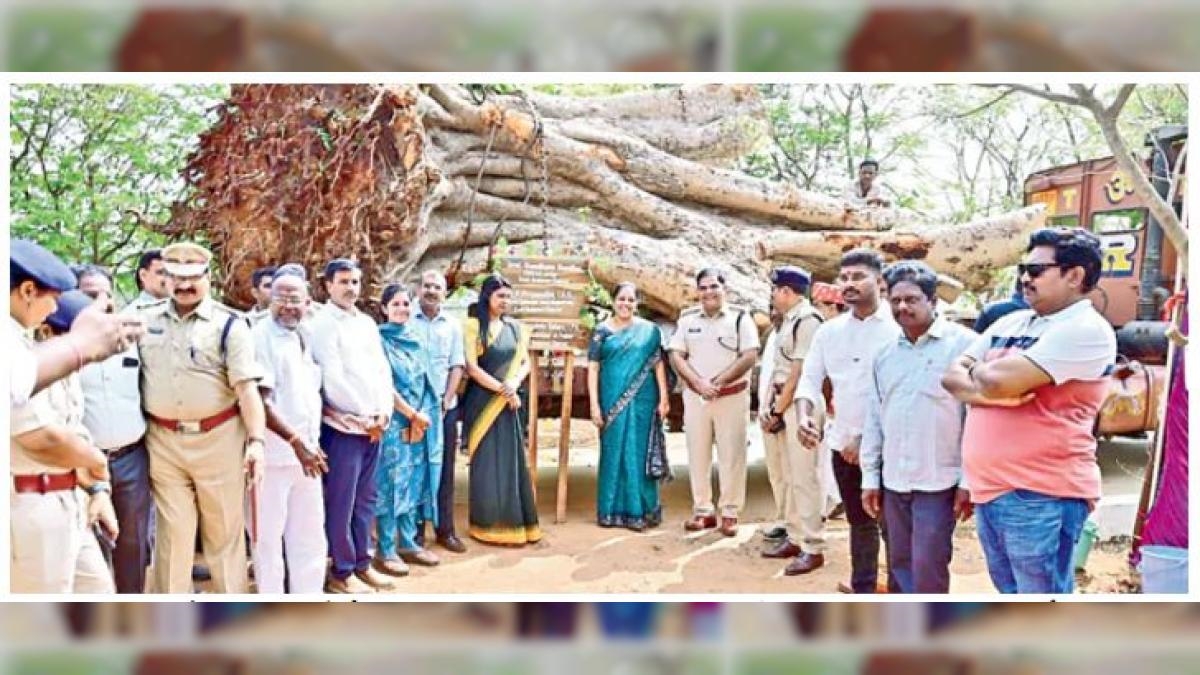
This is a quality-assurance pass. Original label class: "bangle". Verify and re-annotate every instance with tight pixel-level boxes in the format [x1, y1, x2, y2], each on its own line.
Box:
[67, 338, 87, 371]
[84, 481, 111, 496]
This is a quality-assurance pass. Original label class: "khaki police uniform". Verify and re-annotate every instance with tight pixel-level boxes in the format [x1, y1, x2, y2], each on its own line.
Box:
[10, 369, 114, 594]
[668, 304, 759, 517]
[761, 298, 826, 554]
[139, 296, 263, 593]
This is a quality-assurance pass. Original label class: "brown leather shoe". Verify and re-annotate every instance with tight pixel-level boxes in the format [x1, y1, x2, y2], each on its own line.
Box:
[683, 514, 717, 531]
[437, 533, 467, 553]
[784, 552, 825, 576]
[356, 566, 397, 591]
[719, 516, 738, 537]
[761, 540, 801, 559]
[370, 556, 410, 578]
[400, 549, 441, 567]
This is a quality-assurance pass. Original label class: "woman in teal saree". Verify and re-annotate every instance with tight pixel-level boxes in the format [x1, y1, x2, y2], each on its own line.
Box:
[587, 282, 671, 532]
[461, 274, 541, 546]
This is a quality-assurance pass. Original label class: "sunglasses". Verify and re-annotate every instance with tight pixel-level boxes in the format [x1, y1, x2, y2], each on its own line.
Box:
[1017, 262, 1064, 279]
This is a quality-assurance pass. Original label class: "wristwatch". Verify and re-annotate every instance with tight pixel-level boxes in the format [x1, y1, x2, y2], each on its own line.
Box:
[84, 481, 112, 496]
[247, 437, 265, 447]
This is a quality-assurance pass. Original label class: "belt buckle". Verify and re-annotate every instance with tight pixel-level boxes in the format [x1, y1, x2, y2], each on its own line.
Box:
[178, 420, 203, 435]
[37, 473, 50, 494]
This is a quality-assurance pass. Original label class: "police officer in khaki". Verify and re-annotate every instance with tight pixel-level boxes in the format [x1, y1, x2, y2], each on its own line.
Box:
[668, 268, 759, 536]
[10, 247, 115, 594]
[758, 266, 829, 576]
[139, 242, 266, 593]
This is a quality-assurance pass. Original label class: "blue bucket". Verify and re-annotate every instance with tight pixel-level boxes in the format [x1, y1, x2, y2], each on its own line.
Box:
[1138, 545, 1189, 594]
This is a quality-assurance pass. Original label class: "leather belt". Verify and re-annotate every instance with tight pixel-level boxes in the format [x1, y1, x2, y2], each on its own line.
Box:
[688, 379, 749, 399]
[13, 471, 77, 494]
[105, 440, 143, 461]
[147, 405, 239, 435]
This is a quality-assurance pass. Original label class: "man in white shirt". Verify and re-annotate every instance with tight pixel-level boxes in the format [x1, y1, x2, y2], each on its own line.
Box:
[795, 249, 900, 591]
[840, 159, 891, 209]
[76, 264, 154, 594]
[309, 258, 396, 594]
[252, 268, 329, 594]
[860, 261, 977, 593]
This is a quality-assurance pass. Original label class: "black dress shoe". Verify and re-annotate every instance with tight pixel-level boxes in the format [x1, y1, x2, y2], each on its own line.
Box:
[192, 563, 212, 582]
[762, 526, 788, 541]
[784, 552, 825, 576]
[437, 533, 467, 553]
[761, 540, 802, 559]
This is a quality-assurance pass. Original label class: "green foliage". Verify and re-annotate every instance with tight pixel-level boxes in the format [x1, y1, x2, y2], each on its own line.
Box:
[740, 84, 924, 196]
[10, 83, 228, 299]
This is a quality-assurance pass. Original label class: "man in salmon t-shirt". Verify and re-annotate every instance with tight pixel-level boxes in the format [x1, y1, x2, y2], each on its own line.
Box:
[942, 227, 1115, 594]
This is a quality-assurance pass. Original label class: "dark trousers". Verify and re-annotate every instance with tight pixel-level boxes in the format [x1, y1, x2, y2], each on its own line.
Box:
[882, 487, 956, 593]
[107, 440, 153, 594]
[436, 406, 461, 537]
[832, 449, 894, 593]
[321, 424, 380, 580]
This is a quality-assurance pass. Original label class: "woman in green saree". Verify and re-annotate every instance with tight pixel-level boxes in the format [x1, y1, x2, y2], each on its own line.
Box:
[587, 282, 671, 532]
[461, 274, 541, 546]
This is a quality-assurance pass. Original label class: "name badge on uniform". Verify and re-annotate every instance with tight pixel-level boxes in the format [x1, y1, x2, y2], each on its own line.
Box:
[122, 357, 139, 368]
[687, 327, 703, 334]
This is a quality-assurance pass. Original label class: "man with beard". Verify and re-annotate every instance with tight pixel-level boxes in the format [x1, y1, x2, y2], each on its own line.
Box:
[795, 249, 899, 589]
[411, 270, 468, 554]
[251, 268, 329, 594]
[860, 261, 976, 593]
[668, 268, 759, 537]
[309, 258, 396, 593]
[943, 228, 1115, 594]
[138, 242, 266, 593]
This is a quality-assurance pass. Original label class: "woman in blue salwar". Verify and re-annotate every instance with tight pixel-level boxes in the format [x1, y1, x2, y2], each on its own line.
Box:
[587, 282, 671, 532]
[373, 283, 443, 574]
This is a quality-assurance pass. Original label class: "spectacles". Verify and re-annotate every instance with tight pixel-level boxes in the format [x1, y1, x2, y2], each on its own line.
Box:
[272, 297, 307, 308]
[1017, 262, 1064, 279]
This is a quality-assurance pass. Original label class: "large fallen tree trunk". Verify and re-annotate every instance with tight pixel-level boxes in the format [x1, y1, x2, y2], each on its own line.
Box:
[756, 205, 1048, 291]
[169, 83, 1043, 319]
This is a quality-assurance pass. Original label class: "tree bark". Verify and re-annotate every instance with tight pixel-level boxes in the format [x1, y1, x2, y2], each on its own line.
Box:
[757, 205, 1048, 290]
[171, 83, 1050, 318]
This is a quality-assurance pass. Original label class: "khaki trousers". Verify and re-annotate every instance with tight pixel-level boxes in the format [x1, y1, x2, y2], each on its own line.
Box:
[763, 400, 827, 554]
[147, 419, 249, 594]
[10, 488, 114, 594]
[683, 389, 748, 517]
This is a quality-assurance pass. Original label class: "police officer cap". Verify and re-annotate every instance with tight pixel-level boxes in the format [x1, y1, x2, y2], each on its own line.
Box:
[45, 289, 94, 333]
[770, 265, 812, 292]
[11, 239, 77, 293]
[161, 242, 212, 277]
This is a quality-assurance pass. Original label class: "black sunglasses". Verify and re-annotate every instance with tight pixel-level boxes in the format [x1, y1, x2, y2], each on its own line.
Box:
[1017, 262, 1064, 279]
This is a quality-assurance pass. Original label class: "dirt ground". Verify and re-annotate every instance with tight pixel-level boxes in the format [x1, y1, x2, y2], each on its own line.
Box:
[341, 418, 1138, 595]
